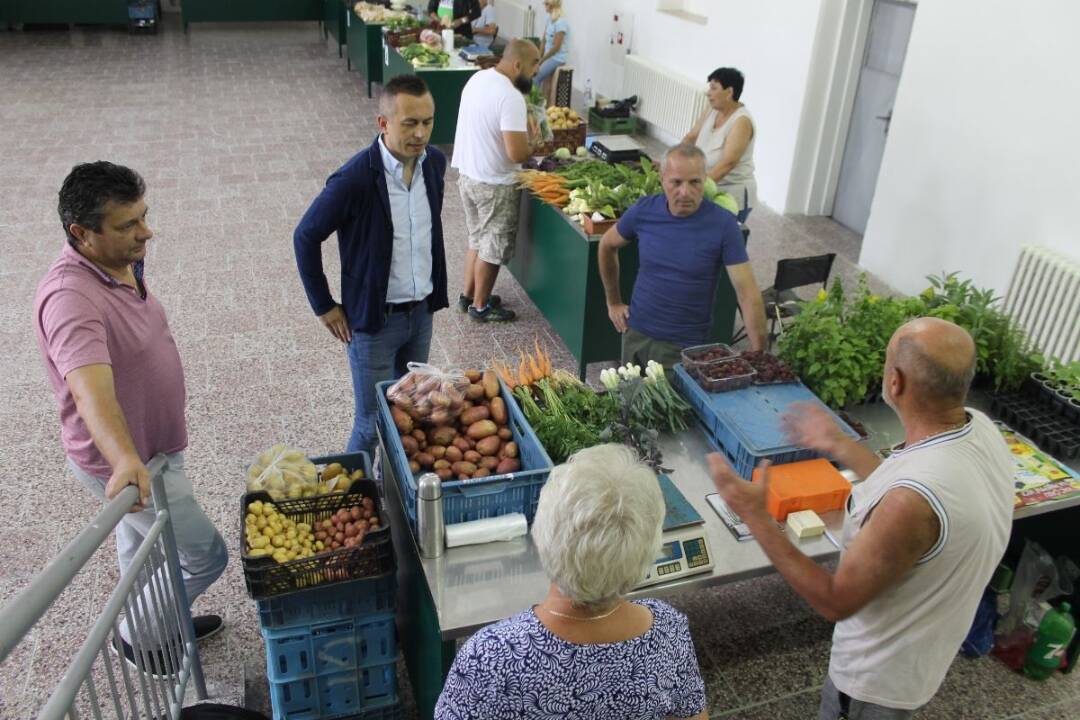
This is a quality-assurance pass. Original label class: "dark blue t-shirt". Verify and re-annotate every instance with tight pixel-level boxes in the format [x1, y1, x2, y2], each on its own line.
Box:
[616, 195, 747, 347]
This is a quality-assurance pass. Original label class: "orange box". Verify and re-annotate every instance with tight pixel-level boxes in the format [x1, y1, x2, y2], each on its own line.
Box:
[753, 458, 851, 522]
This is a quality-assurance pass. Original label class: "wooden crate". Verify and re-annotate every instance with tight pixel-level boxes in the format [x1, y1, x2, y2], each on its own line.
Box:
[536, 120, 587, 156]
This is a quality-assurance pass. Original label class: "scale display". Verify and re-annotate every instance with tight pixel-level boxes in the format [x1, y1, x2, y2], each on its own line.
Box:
[636, 475, 715, 589]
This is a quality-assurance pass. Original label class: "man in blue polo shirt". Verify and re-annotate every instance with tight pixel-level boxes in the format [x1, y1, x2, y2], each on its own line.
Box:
[598, 143, 767, 367]
[294, 75, 449, 453]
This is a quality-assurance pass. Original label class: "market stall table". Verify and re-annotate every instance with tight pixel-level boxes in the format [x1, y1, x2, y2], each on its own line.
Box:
[382, 425, 841, 720]
[507, 195, 742, 379]
[346, 7, 385, 97]
[181, 0, 321, 30]
[382, 44, 478, 145]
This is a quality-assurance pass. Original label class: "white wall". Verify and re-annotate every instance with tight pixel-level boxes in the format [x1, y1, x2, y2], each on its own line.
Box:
[540, 0, 824, 211]
[859, 0, 1080, 297]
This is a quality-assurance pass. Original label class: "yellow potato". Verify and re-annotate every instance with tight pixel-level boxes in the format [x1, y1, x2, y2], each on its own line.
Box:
[297, 523, 311, 533]
[261, 504, 276, 516]
[248, 548, 271, 558]
[261, 526, 274, 537]
[271, 535, 285, 547]
[315, 540, 325, 551]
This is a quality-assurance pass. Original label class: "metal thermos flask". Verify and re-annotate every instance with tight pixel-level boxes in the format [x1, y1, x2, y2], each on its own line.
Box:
[417, 473, 445, 558]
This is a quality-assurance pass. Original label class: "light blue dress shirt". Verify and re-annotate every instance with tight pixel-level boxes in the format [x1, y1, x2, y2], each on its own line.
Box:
[379, 136, 434, 304]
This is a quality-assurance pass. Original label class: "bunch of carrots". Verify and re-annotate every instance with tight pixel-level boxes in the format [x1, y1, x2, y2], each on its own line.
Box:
[492, 339, 555, 390]
[517, 171, 570, 208]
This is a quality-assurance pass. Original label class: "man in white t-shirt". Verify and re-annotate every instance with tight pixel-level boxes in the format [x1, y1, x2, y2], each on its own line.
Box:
[709, 317, 1014, 719]
[451, 38, 541, 322]
[472, 0, 497, 48]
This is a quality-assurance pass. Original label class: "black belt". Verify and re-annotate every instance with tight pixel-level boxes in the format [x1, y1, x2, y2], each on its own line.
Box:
[386, 297, 428, 314]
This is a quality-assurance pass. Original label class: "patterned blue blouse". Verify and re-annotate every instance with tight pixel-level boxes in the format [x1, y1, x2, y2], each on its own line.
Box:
[435, 598, 707, 719]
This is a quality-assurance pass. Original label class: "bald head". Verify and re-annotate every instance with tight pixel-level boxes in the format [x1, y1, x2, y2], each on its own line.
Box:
[503, 38, 540, 65]
[887, 318, 976, 410]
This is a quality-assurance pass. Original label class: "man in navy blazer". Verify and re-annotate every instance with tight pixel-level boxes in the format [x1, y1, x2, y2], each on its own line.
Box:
[294, 75, 449, 453]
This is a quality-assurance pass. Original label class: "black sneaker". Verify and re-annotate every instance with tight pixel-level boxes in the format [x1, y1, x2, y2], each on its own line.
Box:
[458, 293, 502, 312]
[113, 638, 172, 678]
[193, 614, 224, 641]
[468, 304, 517, 323]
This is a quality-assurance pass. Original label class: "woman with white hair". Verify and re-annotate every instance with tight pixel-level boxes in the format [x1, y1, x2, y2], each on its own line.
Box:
[434, 444, 708, 720]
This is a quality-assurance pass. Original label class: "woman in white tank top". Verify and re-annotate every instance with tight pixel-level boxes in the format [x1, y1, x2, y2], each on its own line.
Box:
[683, 67, 757, 222]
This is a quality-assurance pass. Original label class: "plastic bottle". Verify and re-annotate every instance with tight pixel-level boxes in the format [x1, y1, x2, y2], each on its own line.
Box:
[1023, 601, 1076, 680]
[583, 79, 593, 111]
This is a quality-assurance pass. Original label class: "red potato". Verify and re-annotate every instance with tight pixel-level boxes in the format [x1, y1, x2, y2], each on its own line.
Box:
[452, 437, 471, 453]
[473, 468, 491, 478]
[315, 530, 327, 541]
[435, 467, 453, 481]
[334, 531, 345, 543]
[464, 450, 482, 465]
[415, 452, 435, 468]
[362, 497, 375, 511]
[475, 436, 501, 456]
[444, 446, 463, 463]
[350, 506, 362, 521]
[411, 429, 427, 443]
[430, 408, 451, 425]
[501, 441, 519, 459]
[466, 438, 477, 450]
[363, 509, 373, 520]
[489, 397, 507, 425]
[458, 474, 470, 481]
[451, 461, 477, 476]
[495, 457, 521, 475]
[459, 406, 490, 426]
[497, 427, 513, 441]
[400, 435, 419, 456]
[429, 445, 446, 460]
[391, 407, 414, 434]
[433, 459, 451, 471]
[480, 456, 499, 470]
[428, 426, 456, 447]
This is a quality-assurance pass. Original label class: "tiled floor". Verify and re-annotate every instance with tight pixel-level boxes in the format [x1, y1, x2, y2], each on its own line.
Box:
[0, 16, 1076, 719]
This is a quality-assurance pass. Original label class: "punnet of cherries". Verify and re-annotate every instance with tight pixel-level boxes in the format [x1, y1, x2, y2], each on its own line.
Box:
[740, 350, 798, 384]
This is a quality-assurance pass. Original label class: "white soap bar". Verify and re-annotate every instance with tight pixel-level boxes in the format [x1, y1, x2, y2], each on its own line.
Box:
[787, 510, 825, 539]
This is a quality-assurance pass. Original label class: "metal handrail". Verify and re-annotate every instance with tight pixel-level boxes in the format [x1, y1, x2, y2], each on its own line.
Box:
[0, 470, 209, 718]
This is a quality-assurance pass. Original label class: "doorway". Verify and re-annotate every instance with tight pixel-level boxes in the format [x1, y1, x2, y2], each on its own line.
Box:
[831, 0, 916, 235]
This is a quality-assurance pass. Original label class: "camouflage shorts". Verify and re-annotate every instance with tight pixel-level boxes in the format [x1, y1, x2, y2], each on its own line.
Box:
[458, 174, 522, 265]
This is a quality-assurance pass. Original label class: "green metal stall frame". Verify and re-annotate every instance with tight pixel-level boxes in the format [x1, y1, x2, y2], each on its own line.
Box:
[383, 45, 478, 146]
[181, 0, 321, 31]
[346, 8, 385, 97]
[508, 196, 740, 378]
[323, 0, 346, 57]
[4, 0, 129, 25]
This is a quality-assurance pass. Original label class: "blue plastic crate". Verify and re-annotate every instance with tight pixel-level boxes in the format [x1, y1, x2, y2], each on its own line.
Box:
[262, 613, 397, 683]
[269, 671, 399, 720]
[375, 378, 553, 531]
[257, 573, 396, 631]
[672, 364, 858, 478]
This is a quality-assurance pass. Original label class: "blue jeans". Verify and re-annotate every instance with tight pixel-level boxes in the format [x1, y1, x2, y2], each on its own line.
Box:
[534, 56, 564, 87]
[346, 304, 433, 453]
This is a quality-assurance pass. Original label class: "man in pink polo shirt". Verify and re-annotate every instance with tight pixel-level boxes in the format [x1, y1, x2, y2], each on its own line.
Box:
[33, 162, 227, 671]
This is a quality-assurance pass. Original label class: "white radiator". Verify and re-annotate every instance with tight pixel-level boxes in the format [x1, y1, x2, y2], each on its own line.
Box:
[495, 0, 535, 39]
[1003, 246, 1080, 362]
[622, 55, 709, 139]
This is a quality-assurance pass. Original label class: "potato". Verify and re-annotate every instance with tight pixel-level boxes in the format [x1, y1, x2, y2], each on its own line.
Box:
[453, 437, 471, 453]
[481, 370, 499, 399]
[464, 369, 482, 383]
[430, 408, 451, 425]
[460, 406, 490, 426]
[476, 436, 501, 456]
[489, 397, 507, 425]
[322, 463, 344, 480]
[451, 461, 477, 476]
[444, 446, 463, 463]
[464, 383, 484, 401]
[409, 460, 421, 474]
[411, 429, 426, 443]
[497, 427, 513, 441]
[501, 441, 519, 459]
[473, 468, 491, 478]
[428, 426, 456, 447]
[464, 450, 482, 464]
[480, 456, 500, 470]
[391, 407, 413, 434]
[462, 400, 474, 410]
[400, 435, 420, 456]
[415, 452, 435, 468]
[433, 459, 451, 470]
[435, 467, 453, 481]
[467, 420, 498, 440]
[495, 457, 521, 474]
[429, 445, 446, 460]
[350, 506, 362, 521]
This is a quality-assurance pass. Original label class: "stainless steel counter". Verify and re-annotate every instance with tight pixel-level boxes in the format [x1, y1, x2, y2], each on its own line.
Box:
[405, 427, 840, 640]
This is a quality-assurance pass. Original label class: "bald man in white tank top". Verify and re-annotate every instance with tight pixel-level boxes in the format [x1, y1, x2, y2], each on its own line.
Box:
[709, 318, 1014, 718]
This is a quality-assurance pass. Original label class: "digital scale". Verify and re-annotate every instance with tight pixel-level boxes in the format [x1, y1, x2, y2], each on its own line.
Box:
[636, 474, 715, 589]
[588, 134, 646, 164]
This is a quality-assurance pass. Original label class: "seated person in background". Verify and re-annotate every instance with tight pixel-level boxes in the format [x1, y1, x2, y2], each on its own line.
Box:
[428, 0, 482, 40]
[599, 143, 767, 368]
[434, 444, 708, 720]
[471, 0, 497, 47]
[535, 0, 569, 102]
[683, 67, 757, 223]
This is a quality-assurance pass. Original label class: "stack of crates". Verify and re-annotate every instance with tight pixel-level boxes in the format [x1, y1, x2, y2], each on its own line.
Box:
[258, 572, 401, 720]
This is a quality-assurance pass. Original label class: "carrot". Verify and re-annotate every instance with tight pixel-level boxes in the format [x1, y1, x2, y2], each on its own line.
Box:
[518, 351, 532, 386]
